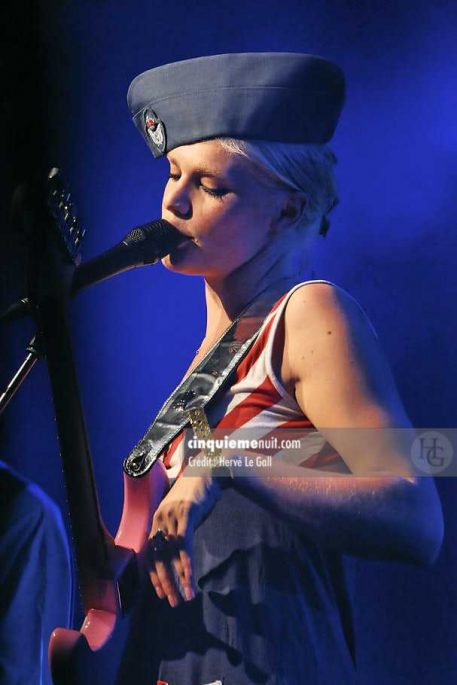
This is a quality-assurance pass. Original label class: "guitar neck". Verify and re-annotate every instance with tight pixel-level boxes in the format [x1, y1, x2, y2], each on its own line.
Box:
[38, 295, 117, 613]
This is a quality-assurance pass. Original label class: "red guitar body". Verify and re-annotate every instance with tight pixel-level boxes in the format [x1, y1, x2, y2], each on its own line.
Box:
[48, 462, 169, 685]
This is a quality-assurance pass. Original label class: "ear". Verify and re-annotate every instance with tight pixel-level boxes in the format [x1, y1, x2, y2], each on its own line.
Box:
[273, 192, 308, 232]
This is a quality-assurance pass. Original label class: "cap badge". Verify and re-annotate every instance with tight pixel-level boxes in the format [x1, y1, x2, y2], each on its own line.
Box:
[144, 109, 166, 154]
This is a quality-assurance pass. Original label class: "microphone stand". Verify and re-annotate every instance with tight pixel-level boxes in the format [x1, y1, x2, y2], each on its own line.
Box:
[0, 335, 43, 415]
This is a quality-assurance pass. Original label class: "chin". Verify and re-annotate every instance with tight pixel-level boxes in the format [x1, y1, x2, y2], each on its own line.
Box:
[161, 254, 226, 279]
[162, 240, 196, 272]
[161, 254, 204, 276]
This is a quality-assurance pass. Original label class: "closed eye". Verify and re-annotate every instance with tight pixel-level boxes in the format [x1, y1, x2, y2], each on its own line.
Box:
[199, 183, 228, 199]
[167, 172, 229, 199]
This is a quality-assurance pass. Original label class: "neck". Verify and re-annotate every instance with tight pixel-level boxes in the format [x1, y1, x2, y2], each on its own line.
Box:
[202, 250, 312, 340]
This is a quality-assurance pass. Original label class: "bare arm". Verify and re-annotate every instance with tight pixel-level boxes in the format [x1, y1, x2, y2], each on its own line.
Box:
[229, 283, 443, 565]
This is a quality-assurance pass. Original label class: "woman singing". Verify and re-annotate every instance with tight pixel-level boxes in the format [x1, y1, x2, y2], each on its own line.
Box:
[124, 52, 443, 685]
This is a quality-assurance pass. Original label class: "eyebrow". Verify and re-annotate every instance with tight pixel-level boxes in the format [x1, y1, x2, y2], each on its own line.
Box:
[167, 157, 228, 181]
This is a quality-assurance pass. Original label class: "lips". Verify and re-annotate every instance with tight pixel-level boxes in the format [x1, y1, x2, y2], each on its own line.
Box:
[162, 217, 195, 240]
[168, 235, 197, 256]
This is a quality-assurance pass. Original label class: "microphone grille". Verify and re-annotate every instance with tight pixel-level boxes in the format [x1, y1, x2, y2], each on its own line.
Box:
[125, 226, 149, 244]
[123, 219, 169, 245]
[123, 219, 187, 262]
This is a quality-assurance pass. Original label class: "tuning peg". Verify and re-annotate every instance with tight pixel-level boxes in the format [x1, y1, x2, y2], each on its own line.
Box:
[63, 208, 74, 224]
[69, 218, 80, 235]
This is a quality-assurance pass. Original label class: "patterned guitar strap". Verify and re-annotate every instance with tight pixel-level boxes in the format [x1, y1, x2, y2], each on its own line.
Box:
[123, 282, 290, 478]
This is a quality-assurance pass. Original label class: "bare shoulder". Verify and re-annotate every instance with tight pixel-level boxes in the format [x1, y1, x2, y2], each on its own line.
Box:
[283, 280, 411, 434]
[284, 281, 381, 384]
[281, 281, 439, 484]
[285, 281, 375, 343]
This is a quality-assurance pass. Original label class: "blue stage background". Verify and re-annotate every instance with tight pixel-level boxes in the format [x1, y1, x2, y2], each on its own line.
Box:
[1, 1, 456, 682]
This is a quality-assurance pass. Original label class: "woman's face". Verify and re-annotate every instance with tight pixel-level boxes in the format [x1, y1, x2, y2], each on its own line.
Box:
[161, 140, 292, 279]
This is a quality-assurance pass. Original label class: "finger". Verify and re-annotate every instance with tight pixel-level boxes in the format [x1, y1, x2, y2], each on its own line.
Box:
[179, 546, 193, 585]
[148, 566, 166, 600]
[165, 537, 194, 602]
[148, 523, 178, 602]
[178, 547, 196, 600]
[149, 506, 196, 603]
[154, 558, 181, 607]
[150, 509, 178, 541]
[176, 510, 197, 599]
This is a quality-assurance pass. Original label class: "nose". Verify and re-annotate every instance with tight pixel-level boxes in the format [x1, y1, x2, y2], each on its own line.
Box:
[163, 179, 192, 220]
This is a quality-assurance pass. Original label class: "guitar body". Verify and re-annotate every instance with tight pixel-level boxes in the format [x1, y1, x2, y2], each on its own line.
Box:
[49, 460, 169, 684]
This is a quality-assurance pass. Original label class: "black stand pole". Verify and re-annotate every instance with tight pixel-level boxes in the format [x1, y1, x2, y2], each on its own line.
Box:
[0, 336, 42, 415]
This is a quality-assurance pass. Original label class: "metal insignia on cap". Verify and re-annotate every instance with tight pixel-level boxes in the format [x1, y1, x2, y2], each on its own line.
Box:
[144, 108, 166, 154]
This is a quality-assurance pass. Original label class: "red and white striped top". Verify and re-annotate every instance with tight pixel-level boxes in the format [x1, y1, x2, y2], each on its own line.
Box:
[161, 280, 350, 481]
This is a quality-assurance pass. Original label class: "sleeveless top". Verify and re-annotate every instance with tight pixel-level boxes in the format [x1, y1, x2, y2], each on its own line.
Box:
[147, 281, 358, 685]
[161, 280, 355, 481]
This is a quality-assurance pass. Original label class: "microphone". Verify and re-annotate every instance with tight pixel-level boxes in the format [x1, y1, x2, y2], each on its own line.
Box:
[1, 219, 188, 322]
[72, 218, 187, 291]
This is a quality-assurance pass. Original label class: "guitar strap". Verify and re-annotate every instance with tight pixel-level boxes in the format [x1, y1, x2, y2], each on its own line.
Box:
[123, 286, 285, 479]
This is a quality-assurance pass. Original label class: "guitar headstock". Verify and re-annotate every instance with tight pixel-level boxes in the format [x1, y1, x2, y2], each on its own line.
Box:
[46, 168, 86, 265]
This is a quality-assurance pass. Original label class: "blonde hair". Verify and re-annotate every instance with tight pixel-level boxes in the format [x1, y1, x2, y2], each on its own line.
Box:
[216, 137, 339, 237]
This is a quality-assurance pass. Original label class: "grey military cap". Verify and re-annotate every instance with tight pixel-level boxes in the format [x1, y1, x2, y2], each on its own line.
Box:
[127, 52, 345, 158]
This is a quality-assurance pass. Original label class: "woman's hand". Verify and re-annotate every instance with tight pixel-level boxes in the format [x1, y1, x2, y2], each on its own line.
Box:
[148, 469, 222, 607]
